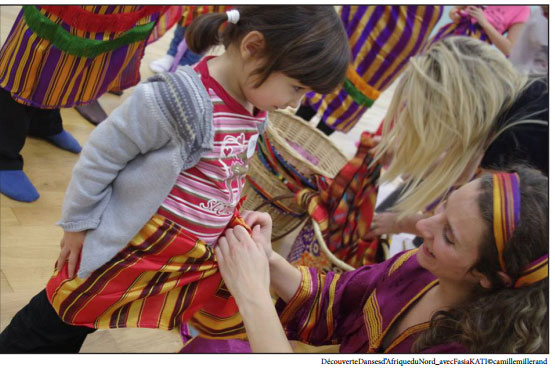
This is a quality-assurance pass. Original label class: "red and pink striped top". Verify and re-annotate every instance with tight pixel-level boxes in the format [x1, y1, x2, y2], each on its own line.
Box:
[157, 56, 266, 245]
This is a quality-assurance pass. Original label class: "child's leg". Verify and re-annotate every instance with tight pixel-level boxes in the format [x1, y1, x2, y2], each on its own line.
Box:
[0, 290, 95, 353]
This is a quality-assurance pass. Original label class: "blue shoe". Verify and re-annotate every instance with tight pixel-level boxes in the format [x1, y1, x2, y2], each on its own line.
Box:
[0, 170, 40, 202]
[44, 130, 82, 153]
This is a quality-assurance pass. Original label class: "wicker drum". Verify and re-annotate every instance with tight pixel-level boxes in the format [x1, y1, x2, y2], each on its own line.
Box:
[242, 110, 349, 241]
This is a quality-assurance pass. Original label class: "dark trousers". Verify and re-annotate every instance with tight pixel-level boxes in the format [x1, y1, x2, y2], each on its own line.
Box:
[295, 104, 335, 136]
[0, 289, 96, 353]
[0, 88, 63, 170]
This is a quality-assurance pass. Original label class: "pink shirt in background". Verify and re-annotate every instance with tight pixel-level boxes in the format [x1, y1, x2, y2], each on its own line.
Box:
[471, 6, 530, 34]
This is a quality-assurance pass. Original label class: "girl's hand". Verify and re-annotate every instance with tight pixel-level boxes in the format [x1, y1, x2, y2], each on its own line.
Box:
[216, 226, 270, 305]
[57, 230, 87, 278]
[240, 210, 273, 258]
[466, 6, 488, 26]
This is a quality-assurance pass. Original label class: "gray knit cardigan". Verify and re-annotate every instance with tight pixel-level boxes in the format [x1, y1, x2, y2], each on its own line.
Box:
[57, 66, 267, 277]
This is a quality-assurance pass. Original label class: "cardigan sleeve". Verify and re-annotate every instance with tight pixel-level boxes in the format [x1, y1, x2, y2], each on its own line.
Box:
[57, 82, 172, 232]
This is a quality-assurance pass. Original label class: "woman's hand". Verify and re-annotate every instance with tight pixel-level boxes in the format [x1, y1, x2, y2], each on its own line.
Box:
[367, 212, 426, 238]
[216, 225, 293, 353]
[241, 210, 273, 258]
[57, 230, 87, 278]
[367, 212, 400, 238]
[216, 226, 270, 305]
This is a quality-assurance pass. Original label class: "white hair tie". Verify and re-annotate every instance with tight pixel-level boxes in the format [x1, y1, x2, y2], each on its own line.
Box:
[226, 9, 240, 24]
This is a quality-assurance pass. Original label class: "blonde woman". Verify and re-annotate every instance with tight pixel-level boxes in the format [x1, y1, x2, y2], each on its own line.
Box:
[368, 37, 547, 237]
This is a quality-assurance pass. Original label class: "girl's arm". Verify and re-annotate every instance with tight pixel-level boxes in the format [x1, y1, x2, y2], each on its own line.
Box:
[215, 226, 293, 352]
[467, 6, 525, 56]
[58, 83, 171, 232]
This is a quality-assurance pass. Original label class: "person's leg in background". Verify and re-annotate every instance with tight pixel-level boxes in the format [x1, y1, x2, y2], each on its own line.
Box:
[0, 88, 81, 202]
[150, 24, 187, 73]
[0, 88, 39, 202]
[28, 106, 81, 154]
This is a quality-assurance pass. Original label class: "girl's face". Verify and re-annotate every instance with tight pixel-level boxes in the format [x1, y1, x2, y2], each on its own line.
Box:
[415, 180, 487, 286]
[242, 71, 311, 112]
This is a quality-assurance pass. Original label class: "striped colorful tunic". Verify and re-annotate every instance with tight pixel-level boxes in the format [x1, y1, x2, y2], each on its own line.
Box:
[45, 57, 266, 341]
[0, 5, 172, 108]
[276, 249, 467, 353]
[178, 249, 468, 353]
[304, 6, 443, 133]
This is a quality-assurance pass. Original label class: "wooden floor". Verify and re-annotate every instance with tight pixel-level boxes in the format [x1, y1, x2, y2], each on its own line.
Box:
[0, 6, 393, 353]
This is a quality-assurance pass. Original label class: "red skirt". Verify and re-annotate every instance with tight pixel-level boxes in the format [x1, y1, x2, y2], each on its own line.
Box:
[46, 214, 247, 340]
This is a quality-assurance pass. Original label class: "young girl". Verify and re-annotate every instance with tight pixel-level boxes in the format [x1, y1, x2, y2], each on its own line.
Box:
[0, 6, 349, 353]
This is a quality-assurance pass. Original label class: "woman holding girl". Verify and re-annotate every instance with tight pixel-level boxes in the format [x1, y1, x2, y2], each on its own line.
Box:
[213, 165, 548, 353]
[0, 6, 350, 353]
[185, 36, 549, 353]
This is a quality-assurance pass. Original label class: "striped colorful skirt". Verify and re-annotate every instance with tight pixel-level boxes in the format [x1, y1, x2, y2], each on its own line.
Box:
[304, 6, 443, 133]
[0, 6, 168, 108]
[45, 214, 247, 341]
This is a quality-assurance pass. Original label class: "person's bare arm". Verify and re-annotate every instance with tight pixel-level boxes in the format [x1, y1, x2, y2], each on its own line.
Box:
[467, 6, 525, 55]
[216, 226, 293, 352]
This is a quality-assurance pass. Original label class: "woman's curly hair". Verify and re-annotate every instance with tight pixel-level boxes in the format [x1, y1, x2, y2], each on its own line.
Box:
[413, 165, 548, 353]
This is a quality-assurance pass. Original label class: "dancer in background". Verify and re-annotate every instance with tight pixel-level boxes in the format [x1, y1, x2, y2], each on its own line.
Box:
[0, 5, 173, 202]
[296, 6, 443, 135]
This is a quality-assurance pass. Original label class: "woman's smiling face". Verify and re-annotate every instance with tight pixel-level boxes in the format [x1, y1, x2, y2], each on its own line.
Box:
[415, 180, 487, 285]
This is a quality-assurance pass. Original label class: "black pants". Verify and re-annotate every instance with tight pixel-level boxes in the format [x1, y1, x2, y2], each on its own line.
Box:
[0, 88, 63, 170]
[295, 104, 335, 136]
[0, 289, 96, 353]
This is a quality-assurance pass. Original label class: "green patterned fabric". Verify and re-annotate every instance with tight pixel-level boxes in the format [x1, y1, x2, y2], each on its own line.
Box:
[343, 79, 375, 108]
[23, 5, 155, 58]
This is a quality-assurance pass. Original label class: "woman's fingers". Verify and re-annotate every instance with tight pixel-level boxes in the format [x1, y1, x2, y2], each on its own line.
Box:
[217, 234, 230, 254]
[232, 225, 252, 241]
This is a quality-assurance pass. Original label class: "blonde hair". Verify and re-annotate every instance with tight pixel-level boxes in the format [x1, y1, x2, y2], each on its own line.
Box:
[374, 37, 527, 216]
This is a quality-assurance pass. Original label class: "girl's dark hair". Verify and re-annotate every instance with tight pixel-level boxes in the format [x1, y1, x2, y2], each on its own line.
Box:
[413, 165, 549, 353]
[185, 6, 350, 94]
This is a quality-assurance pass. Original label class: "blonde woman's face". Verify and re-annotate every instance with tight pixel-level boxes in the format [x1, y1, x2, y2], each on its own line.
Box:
[415, 180, 486, 285]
